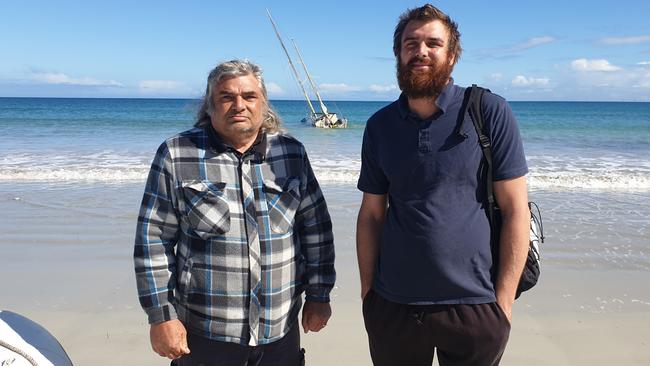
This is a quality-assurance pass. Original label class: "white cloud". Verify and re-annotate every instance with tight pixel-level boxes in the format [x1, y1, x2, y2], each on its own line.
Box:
[490, 73, 503, 81]
[31, 72, 122, 87]
[638, 61, 650, 66]
[600, 35, 650, 45]
[550, 61, 650, 99]
[319, 83, 398, 95]
[368, 84, 397, 93]
[511, 75, 550, 87]
[266, 82, 284, 94]
[319, 83, 362, 93]
[474, 35, 555, 60]
[512, 36, 556, 51]
[139, 80, 188, 93]
[571, 58, 622, 72]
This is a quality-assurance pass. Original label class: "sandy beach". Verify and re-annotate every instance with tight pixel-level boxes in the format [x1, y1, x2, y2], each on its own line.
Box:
[1, 182, 649, 365]
[2, 0, 650, 362]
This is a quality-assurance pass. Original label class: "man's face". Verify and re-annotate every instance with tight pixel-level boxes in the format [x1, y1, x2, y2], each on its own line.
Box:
[210, 74, 267, 144]
[397, 19, 455, 98]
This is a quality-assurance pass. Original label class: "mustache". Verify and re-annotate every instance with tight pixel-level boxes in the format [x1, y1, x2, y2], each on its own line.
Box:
[406, 58, 435, 68]
[227, 113, 250, 120]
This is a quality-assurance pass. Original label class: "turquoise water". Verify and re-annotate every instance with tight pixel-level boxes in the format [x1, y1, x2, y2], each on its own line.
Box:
[1, 97, 649, 270]
[1, 97, 649, 190]
[514, 101, 650, 150]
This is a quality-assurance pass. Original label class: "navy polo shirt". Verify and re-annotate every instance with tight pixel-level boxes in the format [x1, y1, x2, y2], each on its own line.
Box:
[357, 81, 528, 305]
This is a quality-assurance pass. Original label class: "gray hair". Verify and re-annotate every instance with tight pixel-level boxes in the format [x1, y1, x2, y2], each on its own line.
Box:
[195, 59, 283, 133]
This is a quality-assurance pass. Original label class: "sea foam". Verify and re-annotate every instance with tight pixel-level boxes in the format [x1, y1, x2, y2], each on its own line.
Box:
[2, 161, 649, 191]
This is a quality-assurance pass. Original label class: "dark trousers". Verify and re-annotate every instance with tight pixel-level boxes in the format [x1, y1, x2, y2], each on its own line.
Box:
[362, 289, 510, 366]
[172, 324, 304, 366]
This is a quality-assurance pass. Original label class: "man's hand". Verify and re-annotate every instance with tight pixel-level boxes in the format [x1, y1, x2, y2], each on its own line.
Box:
[361, 286, 371, 300]
[496, 296, 513, 324]
[150, 319, 191, 360]
[301, 301, 332, 334]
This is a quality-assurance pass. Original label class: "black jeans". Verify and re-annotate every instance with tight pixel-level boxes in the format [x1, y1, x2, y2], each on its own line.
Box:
[362, 289, 511, 366]
[172, 324, 304, 366]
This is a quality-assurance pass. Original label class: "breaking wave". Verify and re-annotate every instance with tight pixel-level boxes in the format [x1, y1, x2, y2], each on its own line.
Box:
[1, 153, 649, 191]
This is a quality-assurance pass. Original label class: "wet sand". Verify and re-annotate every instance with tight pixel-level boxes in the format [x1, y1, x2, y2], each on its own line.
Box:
[1, 182, 649, 365]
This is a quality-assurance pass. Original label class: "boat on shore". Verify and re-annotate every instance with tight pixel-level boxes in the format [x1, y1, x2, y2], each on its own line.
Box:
[267, 10, 348, 129]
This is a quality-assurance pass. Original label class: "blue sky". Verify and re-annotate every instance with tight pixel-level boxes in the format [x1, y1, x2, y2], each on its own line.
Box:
[1, 0, 649, 101]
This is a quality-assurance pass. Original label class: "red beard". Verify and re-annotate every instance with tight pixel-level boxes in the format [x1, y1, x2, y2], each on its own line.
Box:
[397, 56, 454, 99]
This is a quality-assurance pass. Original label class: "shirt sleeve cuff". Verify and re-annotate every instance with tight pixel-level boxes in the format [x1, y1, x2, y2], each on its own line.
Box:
[493, 167, 529, 181]
[305, 287, 331, 303]
[145, 304, 178, 324]
[356, 182, 388, 195]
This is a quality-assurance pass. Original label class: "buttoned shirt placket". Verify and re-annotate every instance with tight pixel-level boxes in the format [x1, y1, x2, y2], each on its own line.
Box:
[238, 153, 262, 346]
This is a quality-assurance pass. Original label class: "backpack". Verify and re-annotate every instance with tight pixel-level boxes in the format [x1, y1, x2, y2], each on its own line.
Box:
[459, 84, 545, 299]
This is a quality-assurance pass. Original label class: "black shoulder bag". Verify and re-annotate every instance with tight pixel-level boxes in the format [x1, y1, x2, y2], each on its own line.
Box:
[459, 84, 545, 299]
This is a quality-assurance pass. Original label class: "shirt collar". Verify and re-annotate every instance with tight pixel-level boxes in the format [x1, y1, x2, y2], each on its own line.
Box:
[206, 124, 267, 160]
[397, 78, 455, 121]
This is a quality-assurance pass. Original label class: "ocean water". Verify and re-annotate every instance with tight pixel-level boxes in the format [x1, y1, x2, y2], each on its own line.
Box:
[1, 97, 649, 269]
[1, 98, 649, 190]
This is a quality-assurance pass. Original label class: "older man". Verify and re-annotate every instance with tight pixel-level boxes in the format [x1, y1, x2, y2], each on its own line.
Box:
[356, 4, 530, 366]
[134, 59, 335, 365]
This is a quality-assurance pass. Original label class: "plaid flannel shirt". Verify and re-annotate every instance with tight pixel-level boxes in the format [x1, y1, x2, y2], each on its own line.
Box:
[134, 126, 335, 346]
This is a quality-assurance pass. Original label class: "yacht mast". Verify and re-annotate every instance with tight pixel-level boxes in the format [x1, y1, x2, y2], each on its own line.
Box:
[266, 9, 316, 115]
[291, 38, 329, 115]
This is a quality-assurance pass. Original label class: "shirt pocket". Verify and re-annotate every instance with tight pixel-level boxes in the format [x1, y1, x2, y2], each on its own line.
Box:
[181, 180, 230, 239]
[263, 177, 301, 234]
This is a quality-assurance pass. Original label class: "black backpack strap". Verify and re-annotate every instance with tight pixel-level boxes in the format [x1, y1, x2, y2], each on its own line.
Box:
[455, 88, 473, 139]
[461, 85, 496, 228]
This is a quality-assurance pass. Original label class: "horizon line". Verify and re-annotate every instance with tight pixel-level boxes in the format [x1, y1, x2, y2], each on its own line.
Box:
[1, 96, 649, 103]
